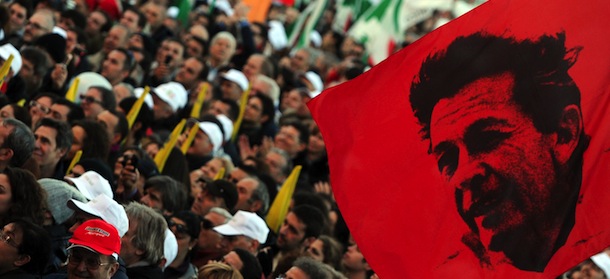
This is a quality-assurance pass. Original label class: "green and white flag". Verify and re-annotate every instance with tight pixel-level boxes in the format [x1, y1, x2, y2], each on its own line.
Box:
[348, 0, 453, 65]
[333, 0, 376, 33]
[287, 0, 329, 49]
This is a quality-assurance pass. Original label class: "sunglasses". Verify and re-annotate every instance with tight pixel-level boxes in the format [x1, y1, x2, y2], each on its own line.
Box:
[80, 95, 103, 105]
[167, 220, 189, 235]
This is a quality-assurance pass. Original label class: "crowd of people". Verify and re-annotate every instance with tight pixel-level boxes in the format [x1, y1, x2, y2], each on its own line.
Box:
[0, 0, 603, 278]
[0, 0, 421, 277]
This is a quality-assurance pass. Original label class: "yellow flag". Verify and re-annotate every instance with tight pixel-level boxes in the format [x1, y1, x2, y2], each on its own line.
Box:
[65, 150, 83, 176]
[126, 86, 150, 129]
[0, 54, 14, 89]
[213, 167, 225, 180]
[231, 85, 251, 142]
[266, 165, 302, 233]
[154, 119, 186, 172]
[190, 83, 208, 118]
[16, 99, 26, 107]
[65, 77, 80, 102]
[180, 123, 199, 154]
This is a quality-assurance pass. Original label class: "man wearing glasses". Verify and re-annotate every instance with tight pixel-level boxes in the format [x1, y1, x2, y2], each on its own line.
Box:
[80, 86, 117, 120]
[66, 219, 121, 279]
[21, 9, 54, 48]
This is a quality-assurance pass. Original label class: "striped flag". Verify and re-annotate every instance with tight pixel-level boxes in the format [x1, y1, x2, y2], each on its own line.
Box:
[287, 0, 329, 49]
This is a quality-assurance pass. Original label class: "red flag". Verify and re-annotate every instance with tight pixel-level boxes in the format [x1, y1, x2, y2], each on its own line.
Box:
[308, 0, 610, 278]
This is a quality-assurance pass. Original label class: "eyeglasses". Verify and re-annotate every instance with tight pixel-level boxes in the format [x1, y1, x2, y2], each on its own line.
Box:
[27, 21, 46, 30]
[68, 252, 112, 270]
[276, 274, 287, 279]
[0, 230, 18, 248]
[80, 95, 103, 105]
[29, 100, 51, 115]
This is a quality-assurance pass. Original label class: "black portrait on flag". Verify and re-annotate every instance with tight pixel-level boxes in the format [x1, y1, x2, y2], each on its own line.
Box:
[409, 32, 589, 271]
[308, 0, 610, 277]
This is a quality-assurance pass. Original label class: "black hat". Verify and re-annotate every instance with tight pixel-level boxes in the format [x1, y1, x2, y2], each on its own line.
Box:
[34, 33, 66, 63]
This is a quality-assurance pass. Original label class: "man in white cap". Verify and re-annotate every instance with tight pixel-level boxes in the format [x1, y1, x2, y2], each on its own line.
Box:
[181, 120, 224, 160]
[150, 81, 188, 135]
[219, 69, 249, 102]
[213, 210, 269, 256]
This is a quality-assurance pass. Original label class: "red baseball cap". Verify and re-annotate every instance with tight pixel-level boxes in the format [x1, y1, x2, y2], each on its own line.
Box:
[69, 219, 121, 257]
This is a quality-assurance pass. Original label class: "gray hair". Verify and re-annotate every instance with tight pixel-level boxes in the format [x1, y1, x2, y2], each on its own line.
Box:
[269, 147, 292, 176]
[124, 202, 167, 265]
[3, 118, 35, 167]
[210, 31, 237, 62]
[292, 257, 331, 279]
[255, 74, 280, 106]
[245, 177, 269, 216]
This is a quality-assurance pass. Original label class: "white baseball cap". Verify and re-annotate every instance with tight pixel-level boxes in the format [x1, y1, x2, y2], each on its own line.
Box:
[213, 210, 269, 243]
[65, 171, 113, 200]
[221, 69, 249, 91]
[303, 71, 323, 98]
[198, 121, 223, 154]
[163, 228, 178, 270]
[152, 82, 188, 112]
[0, 43, 22, 74]
[216, 114, 233, 142]
[591, 252, 610, 277]
[67, 194, 129, 237]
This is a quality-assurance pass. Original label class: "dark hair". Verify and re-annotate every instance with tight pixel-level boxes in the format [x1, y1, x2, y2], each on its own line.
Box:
[72, 119, 110, 161]
[20, 47, 50, 78]
[36, 117, 72, 151]
[68, 26, 87, 46]
[119, 97, 153, 143]
[291, 205, 325, 239]
[410, 32, 584, 141]
[124, 6, 146, 29]
[10, 218, 51, 275]
[89, 86, 117, 112]
[189, 36, 208, 58]
[144, 175, 187, 214]
[102, 110, 129, 144]
[113, 47, 136, 73]
[2, 118, 34, 167]
[172, 210, 202, 239]
[95, 9, 113, 33]
[280, 120, 309, 146]
[232, 248, 263, 279]
[6, 104, 31, 128]
[3, 167, 46, 225]
[217, 98, 239, 121]
[252, 92, 275, 125]
[54, 97, 85, 123]
[9, 0, 33, 20]
[61, 9, 86, 29]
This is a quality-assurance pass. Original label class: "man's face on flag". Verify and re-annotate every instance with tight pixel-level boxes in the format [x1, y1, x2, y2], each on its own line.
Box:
[429, 72, 563, 256]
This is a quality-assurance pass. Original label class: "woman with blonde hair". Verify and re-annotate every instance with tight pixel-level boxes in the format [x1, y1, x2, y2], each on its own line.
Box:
[198, 262, 243, 279]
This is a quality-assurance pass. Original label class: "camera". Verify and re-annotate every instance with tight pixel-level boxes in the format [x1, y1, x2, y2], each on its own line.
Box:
[121, 154, 139, 168]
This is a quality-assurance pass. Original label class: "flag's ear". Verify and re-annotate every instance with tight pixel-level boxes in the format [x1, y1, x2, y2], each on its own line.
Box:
[553, 104, 582, 164]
